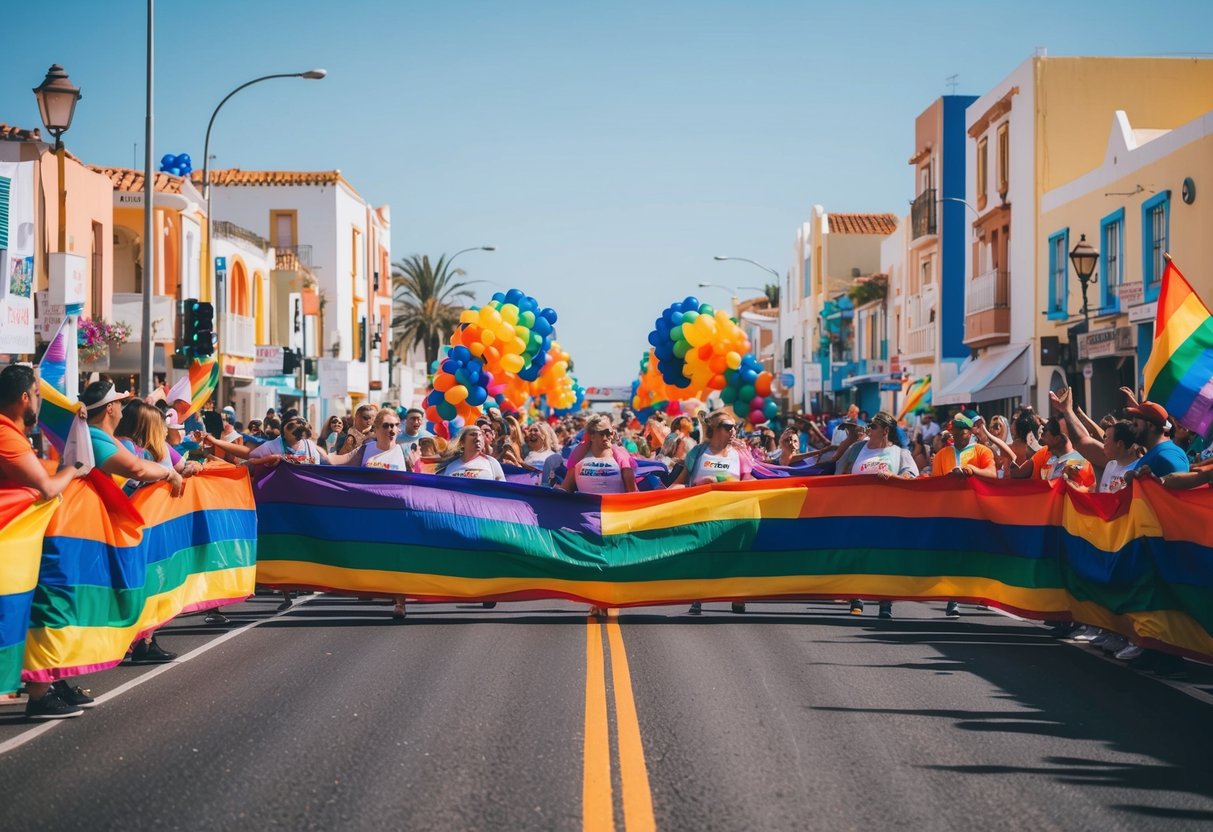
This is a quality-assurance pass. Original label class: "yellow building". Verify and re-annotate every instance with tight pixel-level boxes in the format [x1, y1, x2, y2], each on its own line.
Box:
[1038, 108, 1213, 418]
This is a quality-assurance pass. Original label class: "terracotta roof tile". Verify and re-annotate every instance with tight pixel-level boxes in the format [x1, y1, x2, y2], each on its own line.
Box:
[0, 123, 42, 142]
[828, 213, 899, 236]
[89, 166, 186, 194]
[191, 169, 344, 187]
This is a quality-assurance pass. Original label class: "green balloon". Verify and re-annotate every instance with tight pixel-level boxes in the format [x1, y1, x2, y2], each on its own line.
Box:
[720, 386, 736, 404]
[681, 310, 699, 324]
[670, 325, 683, 343]
[738, 384, 755, 402]
[699, 304, 715, 317]
[673, 341, 690, 359]
[520, 310, 536, 328]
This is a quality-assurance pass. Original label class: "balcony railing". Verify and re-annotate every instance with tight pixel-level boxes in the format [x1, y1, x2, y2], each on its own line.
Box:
[213, 221, 269, 251]
[904, 286, 936, 329]
[966, 268, 1009, 315]
[905, 324, 936, 356]
[911, 188, 937, 239]
[275, 245, 314, 272]
[222, 313, 256, 358]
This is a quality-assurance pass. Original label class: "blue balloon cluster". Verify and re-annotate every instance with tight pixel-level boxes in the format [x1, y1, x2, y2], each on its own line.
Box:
[159, 153, 193, 177]
[486, 288, 558, 382]
[646, 296, 711, 389]
[423, 344, 493, 430]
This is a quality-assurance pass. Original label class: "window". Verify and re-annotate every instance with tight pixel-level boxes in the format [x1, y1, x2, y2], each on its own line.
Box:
[996, 123, 1009, 196]
[350, 227, 362, 280]
[1141, 191, 1170, 302]
[1099, 208, 1124, 312]
[920, 256, 934, 287]
[783, 338, 792, 369]
[1047, 229, 1069, 320]
[802, 256, 811, 298]
[91, 222, 104, 317]
[976, 137, 988, 210]
[0, 176, 10, 249]
[270, 210, 296, 247]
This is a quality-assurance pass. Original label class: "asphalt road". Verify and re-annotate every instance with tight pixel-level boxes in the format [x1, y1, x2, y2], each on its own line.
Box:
[1, 596, 1211, 832]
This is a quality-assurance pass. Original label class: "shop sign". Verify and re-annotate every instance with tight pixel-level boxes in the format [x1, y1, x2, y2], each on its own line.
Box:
[1114, 326, 1137, 352]
[254, 345, 284, 378]
[1128, 301, 1157, 324]
[1116, 281, 1143, 307]
[1077, 328, 1117, 361]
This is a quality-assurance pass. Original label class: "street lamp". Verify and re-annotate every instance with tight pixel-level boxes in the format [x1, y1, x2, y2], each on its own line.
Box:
[32, 64, 82, 251]
[447, 246, 496, 269]
[1069, 233, 1099, 329]
[713, 254, 780, 281]
[201, 68, 326, 329]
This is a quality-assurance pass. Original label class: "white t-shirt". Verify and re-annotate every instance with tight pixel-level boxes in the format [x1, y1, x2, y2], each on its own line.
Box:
[852, 443, 917, 477]
[915, 420, 941, 444]
[359, 443, 410, 472]
[1099, 458, 1133, 493]
[249, 437, 326, 465]
[572, 454, 626, 494]
[440, 454, 505, 480]
[524, 449, 557, 467]
[689, 446, 743, 486]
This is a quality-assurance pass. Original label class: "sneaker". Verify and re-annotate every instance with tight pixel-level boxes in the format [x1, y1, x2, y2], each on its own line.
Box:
[1045, 621, 1077, 638]
[878, 602, 893, 620]
[25, 690, 82, 720]
[731, 602, 747, 614]
[687, 601, 702, 615]
[482, 601, 497, 609]
[131, 637, 177, 664]
[945, 601, 960, 618]
[849, 599, 864, 615]
[276, 597, 294, 612]
[204, 610, 229, 625]
[1152, 654, 1188, 679]
[1100, 635, 1128, 654]
[1089, 631, 1112, 647]
[51, 680, 96, 709]
[588, 606, 607, 618]
[1068, 625, 1097, 641]
[1115, 644, 1145, 662]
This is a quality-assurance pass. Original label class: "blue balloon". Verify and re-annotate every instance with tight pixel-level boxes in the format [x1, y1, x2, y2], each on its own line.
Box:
[505, 288, 525, 305]
[491, 292, 506, 303]
[437, 401, 457, 420]
[160, 153, 175, 168]
[454, 369, 470, 385]
[466, 386, 488, 406]
[441, 359, 459, 374]
[450, 345, 471, 362]
[683, 296, 700, 310]
[540, 307, 558, 323]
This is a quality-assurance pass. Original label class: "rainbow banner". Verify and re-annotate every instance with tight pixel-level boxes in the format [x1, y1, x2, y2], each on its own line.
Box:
[897, 375, 931, 421]
[255, 465, 1213, 662]
[1143, 257, 1213, 437]
[22, 464, 257, 682]
[0, 488, 58, 693]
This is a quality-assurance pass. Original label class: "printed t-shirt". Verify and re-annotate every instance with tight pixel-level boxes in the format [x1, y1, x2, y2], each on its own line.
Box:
[359, 443, 409, 471]
[524, 449, 557, 468]
[851, 443, 918, 477]
[688, 445, 751, 486]
[249, 437, 325, 465]
[572, 453, 627, 494]
[931, 442, 995, 476]
[1099, 458, 1133, 493]
[1131, 440, 1189, 477]
[440, 455, 505, 480]
[1035, 448, 1096, 487]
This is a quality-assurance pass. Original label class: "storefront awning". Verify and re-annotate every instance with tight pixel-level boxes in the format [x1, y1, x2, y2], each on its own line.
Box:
[842, 372, 899, 386]
[934, 343, 1029, 406]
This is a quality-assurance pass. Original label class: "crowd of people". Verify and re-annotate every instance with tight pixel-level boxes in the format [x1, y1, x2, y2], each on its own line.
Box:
[1, 361, 1208, 719]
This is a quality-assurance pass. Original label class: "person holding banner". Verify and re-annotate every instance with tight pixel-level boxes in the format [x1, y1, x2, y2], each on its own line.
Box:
[329, 410, 411, 471]
[80, 381, 186, 497]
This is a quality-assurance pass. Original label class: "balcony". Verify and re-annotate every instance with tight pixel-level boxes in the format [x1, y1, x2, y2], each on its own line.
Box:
[905, 324, 936, 358]
[964, 268, 1010, 348]
[911, 188, 937, 239]
[222, 314, 256, 358]
[213, 221, 269, 252]
[275, 245, 315, 272]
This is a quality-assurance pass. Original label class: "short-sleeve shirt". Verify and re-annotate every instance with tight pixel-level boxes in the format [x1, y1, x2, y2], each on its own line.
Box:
[249, 437, 326, 465]
[688, 445, 752, 486]
[1099, 458, 1133, 493]
[852, 443, 918, 477]
[359, 443, 409, 471]
[1131, 440, 1190, 477]
[0, 413, 32, 467]
[439, 455, 505, 480]
[931, 442, 996, 476]
[571, 453, 627, 494]
[1034, 448, 1096, 487]
[88, 425, 121, 468]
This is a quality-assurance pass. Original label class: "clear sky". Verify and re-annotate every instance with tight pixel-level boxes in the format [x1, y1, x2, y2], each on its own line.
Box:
[4, 1, 1211, 385]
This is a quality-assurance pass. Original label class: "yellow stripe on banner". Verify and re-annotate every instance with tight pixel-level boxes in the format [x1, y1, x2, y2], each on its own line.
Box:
[1060, 495, 1162, 553]
[0, 499, 60, 595]
[22, 565, 255, 673]
[1143, 292, 1208, 388]
[583, 619, 614, 832]
[602, 486, 808, 535]
[606, 618, 656, 832]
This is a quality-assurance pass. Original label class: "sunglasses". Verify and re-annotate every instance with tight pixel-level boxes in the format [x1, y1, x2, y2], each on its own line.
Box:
[718, 423, 737, 432]
[380, 422, 401, 430]
[592, 428, 613, 436]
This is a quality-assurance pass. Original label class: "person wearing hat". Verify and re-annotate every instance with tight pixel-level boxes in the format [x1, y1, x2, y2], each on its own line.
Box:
[1122, 400, 1190, 483]
[81, 381, 185, 496]
[931, 413, 997, 480]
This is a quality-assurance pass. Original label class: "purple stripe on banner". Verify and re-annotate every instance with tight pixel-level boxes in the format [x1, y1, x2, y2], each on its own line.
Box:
[254, 464, 603, 536]
[1172, 350, 1213, 437]
[752, 460, 834, 478]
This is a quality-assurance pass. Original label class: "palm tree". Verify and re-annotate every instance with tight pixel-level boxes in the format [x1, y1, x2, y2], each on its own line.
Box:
[391, 254, 478, 368]
[763, 282, 780, 308]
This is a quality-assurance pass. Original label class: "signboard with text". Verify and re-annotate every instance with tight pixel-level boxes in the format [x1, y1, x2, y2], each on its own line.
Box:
[1128, 301, 1157, 324]
[0, 161, 36, 354]
[254, 345, 285, 378]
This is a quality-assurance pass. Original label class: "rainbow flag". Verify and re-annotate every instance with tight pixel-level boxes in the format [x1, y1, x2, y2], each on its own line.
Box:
[36, 379, 94, 472]
[38, 318, 70, 395]
[167, 356, 220, 419]
[897, 375, 931, 421]
[0, 488, 59, 693]
[1143, 258, 1213, 437]
[22, 464, 257, 682]
[255, 465, 1213, 662]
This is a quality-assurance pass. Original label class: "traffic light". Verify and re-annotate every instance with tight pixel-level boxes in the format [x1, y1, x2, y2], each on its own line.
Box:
[180, 299, 215, 358]
[282, 348, 302, 374]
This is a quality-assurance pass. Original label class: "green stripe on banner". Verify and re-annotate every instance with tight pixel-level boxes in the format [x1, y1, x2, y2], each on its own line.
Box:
[31, 539, 255, 630]
[1148, 329, 1209, 407]
[0, 642, 23, 695]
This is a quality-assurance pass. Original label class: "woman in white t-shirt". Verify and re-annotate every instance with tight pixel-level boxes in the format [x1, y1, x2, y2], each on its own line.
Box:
[329, 409, 411, 471]
[435, 425, 507, 481]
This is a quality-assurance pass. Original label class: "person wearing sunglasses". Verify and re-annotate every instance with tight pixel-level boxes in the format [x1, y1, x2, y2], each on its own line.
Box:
[328, 409, 411, 471]
[247, 416, 329, 466]
[669, 409, 755, 615]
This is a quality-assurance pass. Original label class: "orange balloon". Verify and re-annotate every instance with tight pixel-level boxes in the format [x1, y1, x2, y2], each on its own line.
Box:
[433, 373, 455, 392]
[755, 373, 772, 397]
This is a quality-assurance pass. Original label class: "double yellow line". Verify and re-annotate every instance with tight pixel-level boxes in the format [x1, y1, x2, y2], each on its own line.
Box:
[583, 611, 656, 832]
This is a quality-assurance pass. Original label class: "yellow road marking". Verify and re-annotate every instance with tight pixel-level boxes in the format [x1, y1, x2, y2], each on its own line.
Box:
[583, 619, 614, 832]
[606, 618, 657, 832]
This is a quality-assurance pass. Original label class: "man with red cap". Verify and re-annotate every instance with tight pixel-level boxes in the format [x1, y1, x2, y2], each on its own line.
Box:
[1123, 400, 1190, 482]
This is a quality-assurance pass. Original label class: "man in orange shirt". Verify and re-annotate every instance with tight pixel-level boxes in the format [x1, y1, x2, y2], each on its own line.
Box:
[930, 413, 998, 479]
[0, 364, 90, 720]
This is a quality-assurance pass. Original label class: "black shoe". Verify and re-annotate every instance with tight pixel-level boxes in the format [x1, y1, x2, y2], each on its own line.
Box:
[1045, 621, 1076, 638]
[204, 611, 229, 625]
[131, 637, 177, 664]
[945, 601, 960, 618]
[276, 597, 294, 612]
[878, 602, 893, 620]
[849, 599, 864, 615]
[482, 601, 497, 609]
[731, 602, 747, 614]
[51, 680, 96, 709]
[1152, 654, 1188, 679]
[687, 601, 702, 615]
[25, 690, 82, 720]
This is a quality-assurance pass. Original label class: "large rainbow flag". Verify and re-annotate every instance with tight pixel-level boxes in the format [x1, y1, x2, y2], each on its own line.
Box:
[1143, 257, 1213, 437]
[0, 488, 59, 693]
[255, 465, 1213, 662]
[22, 464, 257, 682]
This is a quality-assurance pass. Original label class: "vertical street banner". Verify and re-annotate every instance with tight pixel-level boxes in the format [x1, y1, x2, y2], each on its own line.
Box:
[0, 161, 37, 354]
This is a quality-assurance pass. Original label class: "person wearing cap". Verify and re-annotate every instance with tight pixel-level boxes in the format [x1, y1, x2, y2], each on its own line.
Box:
[931, 413, 997, 480]
[1122, 400, 1189, 482]
[81, 381, 185, 497]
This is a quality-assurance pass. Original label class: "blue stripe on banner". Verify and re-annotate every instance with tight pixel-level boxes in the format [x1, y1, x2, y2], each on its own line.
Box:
[1169, 347, 1213, 424]
[39, 508, 257, 589]
[0, 590, 34, 650]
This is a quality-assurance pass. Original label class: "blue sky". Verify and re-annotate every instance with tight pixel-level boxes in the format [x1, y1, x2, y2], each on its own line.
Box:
[4, 1, 1211, 384]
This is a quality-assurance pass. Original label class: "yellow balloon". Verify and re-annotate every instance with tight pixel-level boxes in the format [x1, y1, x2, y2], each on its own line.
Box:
[726, 351, 742, 370]
[501, 353, 525, 374]
[501, 304, 520, 325]
[481, 328, 496, 345]
[460, 309, 478, 324]
[445, 384, 469, 405]
[469, 342, 485, 357]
